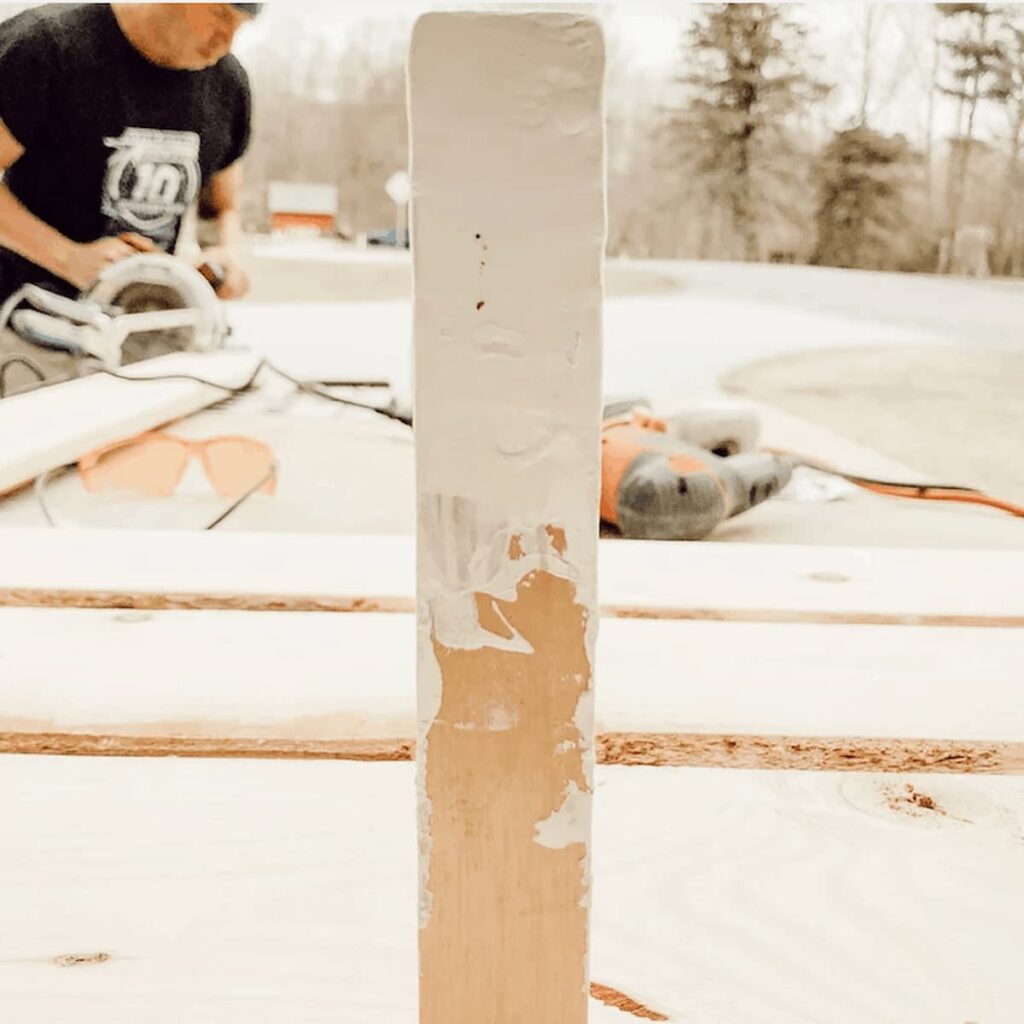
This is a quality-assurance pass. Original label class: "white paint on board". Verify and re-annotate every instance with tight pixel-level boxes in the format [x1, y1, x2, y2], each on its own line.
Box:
[534, 781, 592, 851]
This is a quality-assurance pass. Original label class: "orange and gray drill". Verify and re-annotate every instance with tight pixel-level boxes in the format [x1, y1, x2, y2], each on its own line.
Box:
[600, 401, 796, 541]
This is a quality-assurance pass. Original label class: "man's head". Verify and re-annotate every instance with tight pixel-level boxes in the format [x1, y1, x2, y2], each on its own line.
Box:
[113, 4, 260, 71]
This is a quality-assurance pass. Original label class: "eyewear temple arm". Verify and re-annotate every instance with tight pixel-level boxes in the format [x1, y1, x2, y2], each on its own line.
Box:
[34, 460, 279, 532]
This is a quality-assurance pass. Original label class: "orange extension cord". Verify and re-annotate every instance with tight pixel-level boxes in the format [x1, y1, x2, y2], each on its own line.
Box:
[766, 449, 1024, 519]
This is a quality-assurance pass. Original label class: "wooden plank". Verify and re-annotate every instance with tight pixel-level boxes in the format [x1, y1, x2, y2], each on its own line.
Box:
[1, 757, 1021, 1022]
[590, 767, 1024, 1024]
[0, 530, 414, 612]
[2, 528, 1023, 627]
[0, 607, 1021, 772]
[410, 13, 605, 1021]
[0, 352, 261, 496]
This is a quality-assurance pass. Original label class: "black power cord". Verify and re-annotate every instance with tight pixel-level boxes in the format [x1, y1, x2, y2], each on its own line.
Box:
[30, 355, 412, 531]
[0, 354, 48, 399]
[86, 356, 267, 396]
[84, 357, 413, 425]
[263, 362, 412, 426]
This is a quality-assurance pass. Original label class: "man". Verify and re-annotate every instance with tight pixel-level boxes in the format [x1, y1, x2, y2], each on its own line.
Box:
[0, 3, 260, 307]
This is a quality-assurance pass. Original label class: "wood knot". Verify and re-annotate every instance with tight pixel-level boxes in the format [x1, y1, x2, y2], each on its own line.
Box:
[53, 952, 111, 968]
[808, 572, 850, 584]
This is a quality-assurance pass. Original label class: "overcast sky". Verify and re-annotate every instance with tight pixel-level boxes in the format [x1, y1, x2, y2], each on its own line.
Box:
[0, 2, 1000, 146]
[233, 1, 680, 70]
[232, 1, 973, 144]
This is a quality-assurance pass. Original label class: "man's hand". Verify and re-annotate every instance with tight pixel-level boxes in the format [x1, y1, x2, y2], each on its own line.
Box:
[57, 233, 156, 291]
[198, 163, 250, 300]
[195, 246, 250, 300]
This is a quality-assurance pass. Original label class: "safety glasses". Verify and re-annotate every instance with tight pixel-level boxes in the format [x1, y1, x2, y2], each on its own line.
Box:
[79, 432, 277, 500]
[36, 432, 277, 531]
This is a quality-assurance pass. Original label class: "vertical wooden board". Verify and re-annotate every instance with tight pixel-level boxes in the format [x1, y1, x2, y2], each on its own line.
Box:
[410, 12, 605, 1024]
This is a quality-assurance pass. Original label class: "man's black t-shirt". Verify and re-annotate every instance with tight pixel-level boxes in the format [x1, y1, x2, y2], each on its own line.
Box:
[0, 4, 251, 298]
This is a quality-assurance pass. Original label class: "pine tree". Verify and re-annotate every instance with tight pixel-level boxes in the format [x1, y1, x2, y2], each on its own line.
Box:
[670, 3, 827, 261]
[812, 127, 919, 271]
[992, 12, 1024, 273]
[936, 3, 1008, 259]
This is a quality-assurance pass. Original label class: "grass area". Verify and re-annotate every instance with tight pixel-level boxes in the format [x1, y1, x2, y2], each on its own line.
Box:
[723, 345, 1024, 506]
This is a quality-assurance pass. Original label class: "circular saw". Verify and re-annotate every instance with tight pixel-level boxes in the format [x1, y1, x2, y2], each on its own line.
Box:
[0, 252, 231, 369]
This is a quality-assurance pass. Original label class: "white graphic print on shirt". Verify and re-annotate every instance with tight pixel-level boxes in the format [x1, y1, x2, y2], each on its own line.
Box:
[101, 128, 201, 248]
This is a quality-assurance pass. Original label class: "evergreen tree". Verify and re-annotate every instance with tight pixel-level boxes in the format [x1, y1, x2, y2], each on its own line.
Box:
[670, 3, 827, 261]
[812, 127, 919, 271]
[935, 4, 1008, 254]
[992, 12, 1024, 272]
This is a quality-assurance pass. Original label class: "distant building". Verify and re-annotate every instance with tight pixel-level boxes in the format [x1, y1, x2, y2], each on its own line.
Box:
[267, 182, 339, 236]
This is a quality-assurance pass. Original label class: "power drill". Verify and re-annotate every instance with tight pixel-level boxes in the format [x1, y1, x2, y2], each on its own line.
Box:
[600, 409, 796, 540]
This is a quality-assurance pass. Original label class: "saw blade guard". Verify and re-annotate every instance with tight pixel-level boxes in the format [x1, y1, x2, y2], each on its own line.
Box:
[84, 253, 230, 362]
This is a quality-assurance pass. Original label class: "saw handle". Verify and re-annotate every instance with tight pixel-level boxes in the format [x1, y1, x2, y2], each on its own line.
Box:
[197, 260, 227, 294]
[117, 233, 227, 295]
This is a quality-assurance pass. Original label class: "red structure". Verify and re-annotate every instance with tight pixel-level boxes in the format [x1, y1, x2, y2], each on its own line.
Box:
[268, 182, 338, 236]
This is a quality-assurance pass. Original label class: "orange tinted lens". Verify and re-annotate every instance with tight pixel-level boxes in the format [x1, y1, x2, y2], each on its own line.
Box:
[202, 438, 276, 498]
[80, 437, 189, 497]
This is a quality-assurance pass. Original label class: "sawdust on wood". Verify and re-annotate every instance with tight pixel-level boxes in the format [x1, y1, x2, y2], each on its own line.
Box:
[0, 588, 416, 615]
[0, 731, 1019, 775]
[5, 588, 1023, 629]
[595, 734, 1020, 775]
[590, 982, 669, 1021]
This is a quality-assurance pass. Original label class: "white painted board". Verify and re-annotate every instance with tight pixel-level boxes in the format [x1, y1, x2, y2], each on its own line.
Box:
[410, 12, 606, 1021]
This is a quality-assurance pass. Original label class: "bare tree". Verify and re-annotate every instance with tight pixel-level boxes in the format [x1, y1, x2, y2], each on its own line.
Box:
[240, 18, 409, 236]
[331, 20, 409, 236]
[936, 3, 1008, 262]
[859, 5, 880, 124]
[992, 10, 1024, 272]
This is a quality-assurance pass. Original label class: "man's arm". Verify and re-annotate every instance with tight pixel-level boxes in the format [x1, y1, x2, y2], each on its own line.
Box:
[0, 117, 149, 291]
[197, 161, 250, 299]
